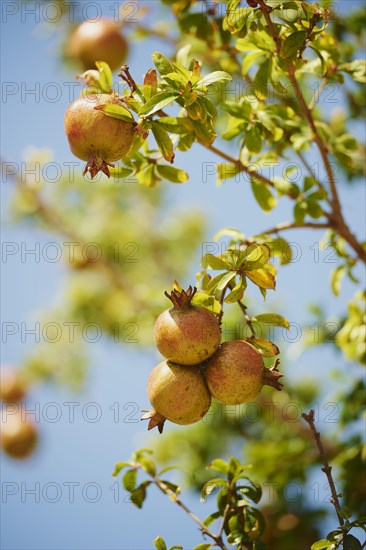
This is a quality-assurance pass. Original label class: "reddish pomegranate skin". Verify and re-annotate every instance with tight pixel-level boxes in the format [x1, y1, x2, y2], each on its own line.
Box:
[205, 340, 282, 405]
[1, 412, 38, 459]
[154, 288, 221, 366]
[144, 360, 212, 432]
[64, 94, 135, 178]
[67, 19, 128, 71]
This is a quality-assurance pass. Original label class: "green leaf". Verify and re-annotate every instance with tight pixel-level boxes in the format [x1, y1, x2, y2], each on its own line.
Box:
[201, 478, 228, 500]
[94, 103, 134, 123]
[158, 465, 185, 475]
[169, 546, 183, 550]
[156, 165, 188, 183]
[252, 313, 290, 329]
[246, 268, 276, 290]
[191, 291, 221, 314]
[203, 511, 222, 527]
[154, 537, 167, 550]
[177, 133, 195, 152]
[343, 534, 362, 550]
[268, 237, 293, 265]
[123, 469, 137, 492]
[152, 124, 175, 163]
[246, 126, 262, 154]
[208, 458, 229, 474]
[280, 31, 307, 59]
[162, 480, 181, 494]
[193, 545, 213, 550]
[112, 461, 131, 476]
[195, 71, 232, 89]
[139, 92, 179, 118]
[95, 61, 113, 91]
[136, 164, 157, 187]
[155, 116, 193, 134]
[331, 265, 345, 296]
[191, 120, 216, 146]
[225, 278, 246, 303]
[138, 456, 157, 476]
[216, 271, 236, 292]
[109, 166, 135, 179]
[294, 201, 308, 223]
[249, 338, 280, 357]
[130, 481, 151, 508]
[311, 541, 334, 550]
[152, 52, 174, 75]
[213, 227, 245, 241]
[338, 60, 366, 83]
[202, 253, 230, 270]
[251, 177, 277, 212]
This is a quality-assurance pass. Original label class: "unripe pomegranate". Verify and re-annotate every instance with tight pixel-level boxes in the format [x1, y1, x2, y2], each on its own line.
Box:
[1, 412, 38, 459]
[154, 287, 221, 366]
[64, 94, 135, 178]
[0, 368, 27, 403]
[142, 360, 212, 432]
[66, 19, 128, 71]
[204, 340, 283, 405]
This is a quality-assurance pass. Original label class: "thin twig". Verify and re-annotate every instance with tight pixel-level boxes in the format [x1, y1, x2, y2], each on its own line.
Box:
[258, 221, 331, 236]
[308, 76, 329, 111]
[237, 300, 257, 337]
[154, 478, 228, 549]
[302, 410, 344, 527]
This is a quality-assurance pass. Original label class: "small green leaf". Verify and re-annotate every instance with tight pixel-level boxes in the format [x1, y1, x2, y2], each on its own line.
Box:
[123, 469, 137, 492]
[154, 536, 167, 550]
[109, 166, 135, 179]
[251, 177, 277, 212]
[94, 103, 134, 123]
[152, 52, 174, 75]
[130, 481, 151, 508]
[162, 480, 181, 494]
[208, 458, 229, 474]
[155, 116, 193, 134]
[112, 461, 131, 476]
[249, 338, 280, 357]
[246, 269, 276, 290]
[201, 478, 228, 500]
[193, 545, 213, 550]
[195, 71, 232, 88]
[191, 291, 221, 314]
[138, 456, 157, 476]
[343, 534, 362, 550]
[280, 31, 307, 59]
[216, 271, 236, 291]
[156, 165, 188, 183]
[203, 511, 222, 527]
[311, 540, 334, 550]
[246, 126, 262, 154]
[95, 61, 113, 91]
[225, 278, 246, 304]
[331, 265, 345, 296]
[213, 227, 245, 241]
[202, 253, 230, 270]
[152, 124, 175, 163]
[252, 313, 290, 329]
[139, 92, 179, 118]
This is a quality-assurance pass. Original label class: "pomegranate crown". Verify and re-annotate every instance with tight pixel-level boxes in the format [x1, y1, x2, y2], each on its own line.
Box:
[164, 286, 197, 310]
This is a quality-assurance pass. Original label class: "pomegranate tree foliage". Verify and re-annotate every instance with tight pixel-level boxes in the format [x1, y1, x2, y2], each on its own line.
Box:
[9, 0, 366, 548]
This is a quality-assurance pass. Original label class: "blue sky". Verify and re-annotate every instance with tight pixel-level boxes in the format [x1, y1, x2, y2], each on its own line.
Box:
[1, 1, 365, 549]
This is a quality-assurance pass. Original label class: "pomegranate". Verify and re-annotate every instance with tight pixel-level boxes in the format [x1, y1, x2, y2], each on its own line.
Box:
[142, 360, 212, 432]
[1, 412, 38, 459]
[0, 368, 27, 403]
[66, 18, 128, 72]
[64, 94, 135, 178]
[204, 340, 283, 405]
[154, 287, 221, 366]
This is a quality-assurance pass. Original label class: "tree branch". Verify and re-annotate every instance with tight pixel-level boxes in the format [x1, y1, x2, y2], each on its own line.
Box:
[258, 221, 331, 236]
[302, 410, 344, 527]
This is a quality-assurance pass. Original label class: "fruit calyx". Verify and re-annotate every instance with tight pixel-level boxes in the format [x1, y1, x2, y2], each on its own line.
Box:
[141, 409, 166, 434]
[262, 358, 284, 391]
[83, 156, 114, 179]
[164, 286, 197, 310]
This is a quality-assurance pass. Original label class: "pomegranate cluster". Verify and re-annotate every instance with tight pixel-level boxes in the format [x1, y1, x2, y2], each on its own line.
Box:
[143, 287, 283, 433]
